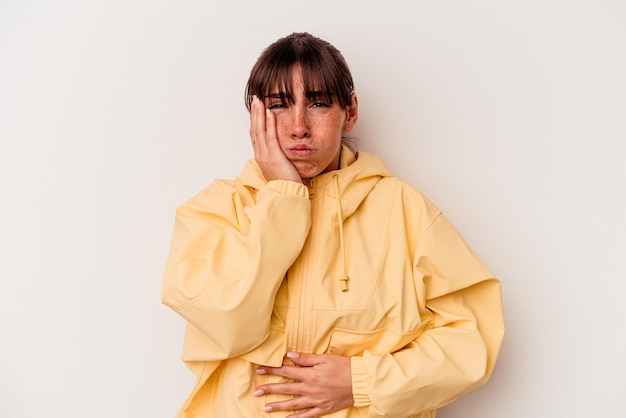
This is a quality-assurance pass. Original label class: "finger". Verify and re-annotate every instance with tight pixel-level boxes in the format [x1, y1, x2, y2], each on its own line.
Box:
[254, 381, 305, 397]
[286, 351, 325, 367]
[249, 96, 259, 149]
[256, 365, 310, 382]
[263, 399, 318, 415]
[250, 96, 267, 151]
[256, 98, 269, 151]
[264, 106, 280, 152]
[262, 396, 320, 414]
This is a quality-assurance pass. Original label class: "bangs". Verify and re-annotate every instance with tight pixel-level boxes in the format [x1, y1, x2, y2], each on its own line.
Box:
[245, 33, 354, 110]
[264, 62, 335, 105]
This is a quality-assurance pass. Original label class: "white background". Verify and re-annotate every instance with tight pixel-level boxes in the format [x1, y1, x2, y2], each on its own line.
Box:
[1, 1, 625, 417]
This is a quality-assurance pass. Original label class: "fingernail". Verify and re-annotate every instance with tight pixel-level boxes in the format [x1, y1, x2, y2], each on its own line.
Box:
[263, 406, 273, 412]
[287, 351, 299, 359]
[253, 389, 264, 396]
[255, 368, 267, 375]
[266, 109, 270, 118]
[252, 95, 258, 108]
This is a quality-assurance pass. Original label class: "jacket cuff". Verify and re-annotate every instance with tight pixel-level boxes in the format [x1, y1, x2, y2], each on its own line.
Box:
[351, 356, 371, 407]
[266, 180, 309, 198]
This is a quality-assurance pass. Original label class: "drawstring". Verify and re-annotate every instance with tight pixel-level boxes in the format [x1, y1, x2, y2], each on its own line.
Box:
[333, 175, 350, 292]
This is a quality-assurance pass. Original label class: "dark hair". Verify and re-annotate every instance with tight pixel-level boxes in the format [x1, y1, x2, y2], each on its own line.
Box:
[245, 32, 354, 111]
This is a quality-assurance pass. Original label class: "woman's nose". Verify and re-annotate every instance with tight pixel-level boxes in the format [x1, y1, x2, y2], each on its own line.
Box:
[291, 107, 310, 139]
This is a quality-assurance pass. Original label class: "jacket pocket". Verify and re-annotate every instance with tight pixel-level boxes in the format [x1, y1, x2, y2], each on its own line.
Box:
[327, 326, 424, 357]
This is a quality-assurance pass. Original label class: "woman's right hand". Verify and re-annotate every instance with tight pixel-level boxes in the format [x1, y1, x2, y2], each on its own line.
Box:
[250, 95, 302, 183]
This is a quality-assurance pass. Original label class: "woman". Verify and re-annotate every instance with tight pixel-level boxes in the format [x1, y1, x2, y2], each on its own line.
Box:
[162, 32, 504, 418]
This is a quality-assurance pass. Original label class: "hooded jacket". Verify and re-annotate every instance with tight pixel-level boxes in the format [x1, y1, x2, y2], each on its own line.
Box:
[161, 146, 504, 418]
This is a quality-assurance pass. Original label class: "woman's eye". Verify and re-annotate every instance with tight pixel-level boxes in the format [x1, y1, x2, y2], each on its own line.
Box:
[267, 102, 286, 110]
[311, 101, 330, 108]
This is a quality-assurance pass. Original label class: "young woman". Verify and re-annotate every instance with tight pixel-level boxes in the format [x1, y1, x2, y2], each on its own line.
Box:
[162, 32, 504, 418]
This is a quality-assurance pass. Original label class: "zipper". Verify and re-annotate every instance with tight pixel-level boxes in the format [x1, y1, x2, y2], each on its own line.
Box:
[294, 178, 319, 352]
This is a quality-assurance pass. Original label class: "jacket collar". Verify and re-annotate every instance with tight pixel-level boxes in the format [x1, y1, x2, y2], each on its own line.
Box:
[239, 145, 391, 219]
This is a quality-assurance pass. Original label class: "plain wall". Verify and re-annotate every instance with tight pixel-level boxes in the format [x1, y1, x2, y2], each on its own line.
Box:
[1, 1, 625, 417]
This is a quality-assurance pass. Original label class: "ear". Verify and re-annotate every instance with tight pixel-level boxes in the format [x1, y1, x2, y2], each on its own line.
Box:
[343, 92, 359, 132]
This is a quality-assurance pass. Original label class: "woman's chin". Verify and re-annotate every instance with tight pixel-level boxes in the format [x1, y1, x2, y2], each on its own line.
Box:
[293, 161, 337, 180]
[293, 164, 321, 180]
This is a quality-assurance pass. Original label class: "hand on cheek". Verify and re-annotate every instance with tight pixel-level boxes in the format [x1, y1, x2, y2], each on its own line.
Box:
[249, 96, 301, 183]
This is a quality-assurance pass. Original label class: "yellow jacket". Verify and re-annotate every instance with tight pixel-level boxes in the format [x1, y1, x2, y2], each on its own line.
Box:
[162, 146, 504, 417]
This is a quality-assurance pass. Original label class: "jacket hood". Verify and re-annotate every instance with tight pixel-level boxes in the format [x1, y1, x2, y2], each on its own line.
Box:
[238, 145, 392, 219]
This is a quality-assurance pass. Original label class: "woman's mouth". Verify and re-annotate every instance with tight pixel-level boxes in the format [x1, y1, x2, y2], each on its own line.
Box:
[287, 145, 314, 158]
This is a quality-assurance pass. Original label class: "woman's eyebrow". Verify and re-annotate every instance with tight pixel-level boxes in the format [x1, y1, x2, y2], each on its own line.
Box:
[264, 91, 328, 101]
[307, 91, 335, 102]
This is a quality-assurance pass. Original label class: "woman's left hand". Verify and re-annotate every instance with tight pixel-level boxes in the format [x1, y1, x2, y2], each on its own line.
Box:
[254, 352, 354, 417]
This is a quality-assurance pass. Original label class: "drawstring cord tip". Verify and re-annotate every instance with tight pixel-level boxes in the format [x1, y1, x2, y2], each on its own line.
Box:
[339, 275, 350, 292]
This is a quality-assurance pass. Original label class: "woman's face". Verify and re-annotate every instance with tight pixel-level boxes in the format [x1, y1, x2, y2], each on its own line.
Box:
[265, 67, 358, 179]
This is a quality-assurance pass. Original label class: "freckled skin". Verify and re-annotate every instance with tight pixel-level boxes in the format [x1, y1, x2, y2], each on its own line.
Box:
[260, 67, 358, 180]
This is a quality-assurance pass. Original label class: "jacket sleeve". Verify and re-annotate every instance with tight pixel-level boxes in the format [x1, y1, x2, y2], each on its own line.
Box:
[350, 213, 505, 417]
[161, 179, 311, 361]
